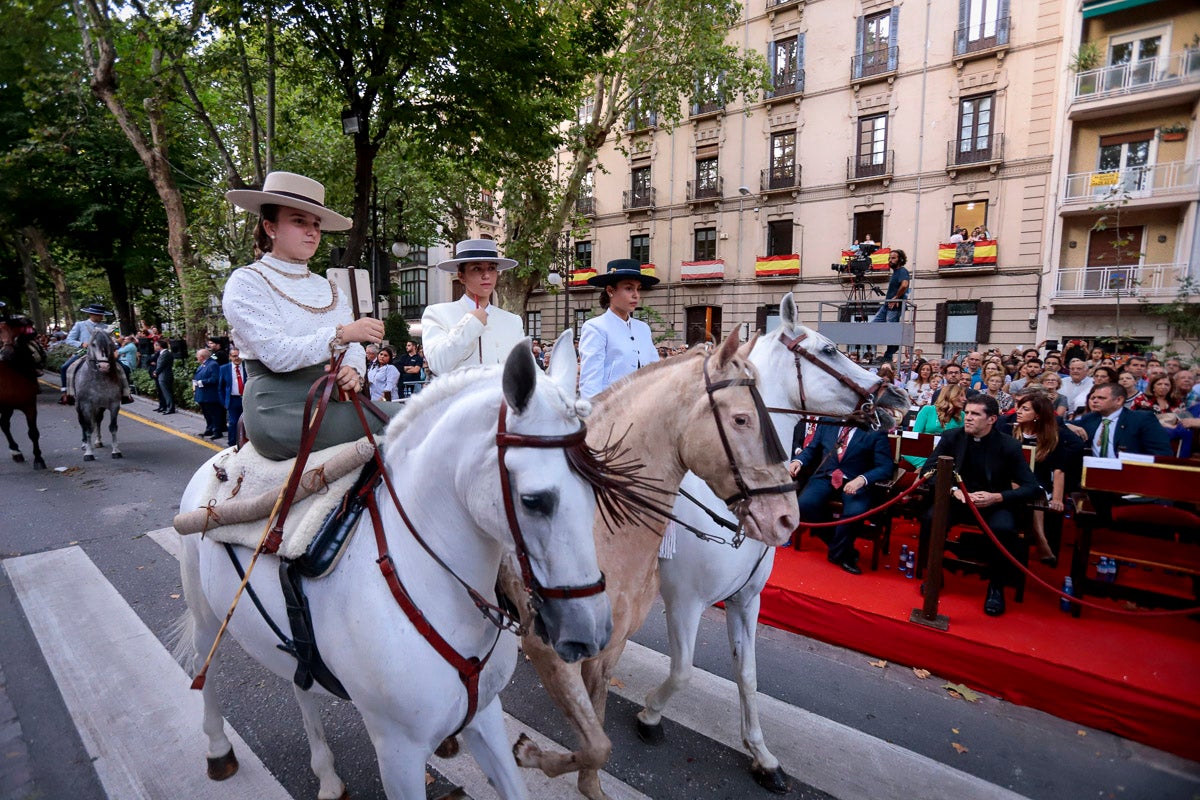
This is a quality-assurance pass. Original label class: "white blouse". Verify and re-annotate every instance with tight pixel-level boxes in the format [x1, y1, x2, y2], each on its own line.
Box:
[223, 253, 366, 376]
[367, 363, 400, 401]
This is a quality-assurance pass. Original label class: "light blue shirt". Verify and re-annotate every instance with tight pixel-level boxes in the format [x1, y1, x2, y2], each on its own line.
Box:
[578, 309, 659, 400]
[65, 319, 111, 349]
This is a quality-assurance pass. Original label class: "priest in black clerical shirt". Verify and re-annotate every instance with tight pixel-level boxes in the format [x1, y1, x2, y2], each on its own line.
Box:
[920, 394, 1042, 617]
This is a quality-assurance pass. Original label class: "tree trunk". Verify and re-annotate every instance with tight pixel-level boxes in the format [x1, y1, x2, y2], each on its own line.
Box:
[22, 227, 72, 328]
[103, 254, 133, 334]
[340, 130, 379, 273]
[13, 230, 45, 332]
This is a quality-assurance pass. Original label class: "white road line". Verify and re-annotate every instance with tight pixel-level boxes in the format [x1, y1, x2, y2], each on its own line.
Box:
[147, 526, 650, 800]
[3, 547, 292, 800]
[610, 640, 1031, 800]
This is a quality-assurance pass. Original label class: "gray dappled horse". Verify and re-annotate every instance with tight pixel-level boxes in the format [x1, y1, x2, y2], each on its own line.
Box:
[75, 331, 123, 460]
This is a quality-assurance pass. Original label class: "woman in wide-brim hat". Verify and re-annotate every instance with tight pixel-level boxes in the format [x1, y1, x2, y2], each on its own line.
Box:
[222, 171, 400, 460]
[577, 259, 660, 400]
[420, 238, 525, 376]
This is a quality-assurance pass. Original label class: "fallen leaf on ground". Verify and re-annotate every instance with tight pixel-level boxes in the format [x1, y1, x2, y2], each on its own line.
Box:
[1077, 730, 1087, 737]
[913, 668, 931, 679]
[610, 677, 625, 689]
[951, 728, 960, 734]
[951, 742, 969, 754]
[869, 659, 887, 669]
[169, 593, 180, 599]
[943, 682, 980, 702]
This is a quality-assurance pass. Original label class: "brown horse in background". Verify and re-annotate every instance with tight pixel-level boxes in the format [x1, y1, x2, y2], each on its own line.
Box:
[0, 316, 46, 469]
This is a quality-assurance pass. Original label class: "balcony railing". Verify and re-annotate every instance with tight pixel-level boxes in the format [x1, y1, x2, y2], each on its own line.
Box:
[847, 150, 894, 181]
[947, 133, 1004, 168]
[622, 187, 656, 210]
[760, 166, 800, 192]
[768, 0, 802, 8]
[1073, 50, 1200, 101]
[686, 176, 723, 201]
[575, 196, 595, 216]
[690, 99, 723, 116]
[767, 68, 805, 100]
[1062, 160, 1200, 203]
[626, 111, 658, 132]
[851, 46, 898, 81]
[953, 16, 1011, 57]
[1052, 263, 1186, 300]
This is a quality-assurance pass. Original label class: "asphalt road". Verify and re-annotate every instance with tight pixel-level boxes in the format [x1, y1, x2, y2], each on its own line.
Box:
[1, 384, 1197, 800]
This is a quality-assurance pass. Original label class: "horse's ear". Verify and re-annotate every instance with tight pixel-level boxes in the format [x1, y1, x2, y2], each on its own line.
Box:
[502, 338, 538, 414]
[780, 293, 798, 331]
[547, 329, 578, 396]
[737, 333, 760, 360]
[711, 330, 741, 371]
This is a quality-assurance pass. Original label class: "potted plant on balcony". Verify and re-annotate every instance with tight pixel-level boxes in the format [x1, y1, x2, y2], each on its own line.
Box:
[1069, 42, 1102, 73]
[1159, 123, 1189, 142]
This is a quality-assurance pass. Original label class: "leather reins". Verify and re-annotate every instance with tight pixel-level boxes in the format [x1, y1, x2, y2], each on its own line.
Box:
[769, 330, 888, 430]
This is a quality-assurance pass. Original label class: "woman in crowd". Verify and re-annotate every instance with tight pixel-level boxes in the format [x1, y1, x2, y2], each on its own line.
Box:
[1086, 346, 1105, 371]
[1012, 392, 1083, 566]
[982, 371, 1015, 413]
[905, 361, 937, 407]
[906, 384, 966, 469]
[222, 171, 399, 461]
[367, 346, 400, 402]
[1117, 370, 1144, 407]
[1092, 366, 1120, 387]
[1037, 371, 1069, 418]
[1130, 374, 1180, 414]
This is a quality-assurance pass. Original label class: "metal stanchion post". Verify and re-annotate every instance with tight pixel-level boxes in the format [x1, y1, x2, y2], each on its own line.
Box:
[910, 455, 953, 630]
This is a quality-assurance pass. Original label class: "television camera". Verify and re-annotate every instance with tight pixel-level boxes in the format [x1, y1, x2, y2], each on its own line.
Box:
[831, 242, 885, 298]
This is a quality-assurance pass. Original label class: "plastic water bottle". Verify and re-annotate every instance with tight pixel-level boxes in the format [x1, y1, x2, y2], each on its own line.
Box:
[898, 544, 909, 571]
[1097, 558, 1108, 582]
[1060, 577, 1074, 612]
[905, 552, 915, 579]
[1109, 559, 1120, 583]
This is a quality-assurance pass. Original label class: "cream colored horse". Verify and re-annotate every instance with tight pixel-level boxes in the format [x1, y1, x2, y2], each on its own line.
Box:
[510, 332, 799, 800]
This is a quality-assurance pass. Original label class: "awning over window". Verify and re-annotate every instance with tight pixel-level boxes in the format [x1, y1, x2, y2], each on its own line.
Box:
[1082, 0, 1160, 19]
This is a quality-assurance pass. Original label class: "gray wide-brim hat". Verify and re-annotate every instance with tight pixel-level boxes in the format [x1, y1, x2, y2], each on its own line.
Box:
[226, 171, 353, 231]
[435, 239, 518, 272]
[586, 258, 660, 288]
[79, 303, 113, 316]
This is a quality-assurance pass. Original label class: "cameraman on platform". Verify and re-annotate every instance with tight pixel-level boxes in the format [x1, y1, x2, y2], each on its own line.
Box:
[871, 249, 909, 363]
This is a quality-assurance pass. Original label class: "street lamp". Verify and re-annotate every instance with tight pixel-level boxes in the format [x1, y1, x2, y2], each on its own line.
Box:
[341, 108, 362, 136]
[551, 233, 573, 338]
[546, 271, 563, 339]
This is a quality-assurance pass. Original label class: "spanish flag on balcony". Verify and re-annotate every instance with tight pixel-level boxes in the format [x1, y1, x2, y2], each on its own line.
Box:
[755, 254, 800, 278]
[681, 259, 725, 281]
[640, 263, 656, 279]
[839, 248, 892, 270]
[937, 239, 997, 267]
[569, 268, 597, 287]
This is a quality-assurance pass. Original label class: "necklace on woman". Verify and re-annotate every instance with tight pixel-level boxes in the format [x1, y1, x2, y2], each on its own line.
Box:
[244, 265, 339, 313]
[258, 260, 311, 280]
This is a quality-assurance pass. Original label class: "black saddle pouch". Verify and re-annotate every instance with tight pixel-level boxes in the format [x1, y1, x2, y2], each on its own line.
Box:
[293, 461, 380, 579]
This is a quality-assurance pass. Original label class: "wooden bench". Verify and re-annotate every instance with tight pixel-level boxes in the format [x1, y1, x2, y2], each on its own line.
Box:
[1068, 457, 1200, 616]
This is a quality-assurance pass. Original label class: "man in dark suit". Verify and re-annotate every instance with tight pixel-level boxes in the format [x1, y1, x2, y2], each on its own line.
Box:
[152, 338, 175, 414]
[1076, 383, 1172, 458]
[921, 394, 1042, 616]
[218, 346, 247, 447]
[193, 348, 223, 439]
[790, 420, 896, 574]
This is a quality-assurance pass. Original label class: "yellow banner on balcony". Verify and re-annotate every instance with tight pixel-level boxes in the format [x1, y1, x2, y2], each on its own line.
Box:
[938, 239, 997, 267]
[756, 254, 800, 277]
[1090, 171, 1120, 187]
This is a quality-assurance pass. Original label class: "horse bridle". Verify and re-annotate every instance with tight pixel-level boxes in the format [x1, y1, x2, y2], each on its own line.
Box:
[772, 330, 888, 430]
[701, 354, 796, 510]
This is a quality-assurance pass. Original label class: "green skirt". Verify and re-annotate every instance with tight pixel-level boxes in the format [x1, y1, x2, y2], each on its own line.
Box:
[242, 360, 401, 461]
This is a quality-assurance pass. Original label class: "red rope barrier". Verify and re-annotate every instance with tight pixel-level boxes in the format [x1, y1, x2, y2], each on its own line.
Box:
[955, 477, 1200, 617]
[798, 473, 930, 530]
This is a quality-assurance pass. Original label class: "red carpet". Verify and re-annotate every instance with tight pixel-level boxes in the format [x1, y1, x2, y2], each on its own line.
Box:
[759, 522, 1200, 760]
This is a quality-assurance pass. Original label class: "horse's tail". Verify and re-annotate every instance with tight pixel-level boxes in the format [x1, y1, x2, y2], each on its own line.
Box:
[168, 608, 198, 670]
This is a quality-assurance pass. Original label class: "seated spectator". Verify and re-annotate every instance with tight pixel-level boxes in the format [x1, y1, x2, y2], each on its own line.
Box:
[791, 421, 896, 575]
[1008, 358, 1042, 394]
[1130, 374, 1179, 414]
[906, 384, 967, 469]
[1077, 383, 1172, 458]
[921, 394, 1042, 617]
[1174, 368, 1199, 407]
[1091, 366, 1119, 388]
[982, 372, 1014, 413]
[906, 361, 938, 407]
[1061, 359, 1094, 418]
[1043, 354, 1065, 377]
[1036, 371, 1070, 417]
[1011, 392, 1084, 565]
[1116, 370, 1141, 405]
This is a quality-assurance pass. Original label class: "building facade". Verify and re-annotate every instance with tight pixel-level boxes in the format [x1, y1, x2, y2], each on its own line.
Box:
[524, 0, 1069, 359]
[1037, 0, 1200, 353]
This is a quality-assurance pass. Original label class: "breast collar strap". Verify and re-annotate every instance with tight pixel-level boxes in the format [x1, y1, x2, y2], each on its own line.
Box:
[774, 331, 886, 430]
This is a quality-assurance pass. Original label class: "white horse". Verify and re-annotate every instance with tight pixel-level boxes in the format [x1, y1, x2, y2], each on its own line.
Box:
[176, 335, 612, 800]
[638, 293, 911, 792]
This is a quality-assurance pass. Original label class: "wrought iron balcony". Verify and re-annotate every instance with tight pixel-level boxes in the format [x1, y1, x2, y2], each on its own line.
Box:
[846, 150, 894, 182]
[946, 133, 1004, 169]
[622, 187, 656, 210]
[953, 16, 1011, 57]
[575, 196, 595, 216]
[690, 99, 723, 117]
[760, 166, 800, 192]
[766, 69, 805, 100]
[686, 177, 723, 202]
[851, 46, 898, 82]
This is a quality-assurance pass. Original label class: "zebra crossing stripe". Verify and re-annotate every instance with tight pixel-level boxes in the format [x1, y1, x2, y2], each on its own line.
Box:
[4, 547, 292, 800]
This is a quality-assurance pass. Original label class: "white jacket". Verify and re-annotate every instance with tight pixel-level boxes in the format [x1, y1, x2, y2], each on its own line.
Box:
[578, 309, 659, 400]
[421, 295, 525, 376]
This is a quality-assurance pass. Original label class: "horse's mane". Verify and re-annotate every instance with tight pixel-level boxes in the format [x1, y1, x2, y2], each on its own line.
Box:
[383, 364, 500, 446]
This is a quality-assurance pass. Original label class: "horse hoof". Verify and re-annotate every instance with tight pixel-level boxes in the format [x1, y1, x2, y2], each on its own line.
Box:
[83, 454, 95, 462]
[111, 452, 123, 459]
[512, 732, 536, 766]
[206, 748, 239, 781]
[434, 735, 460, 758]
[635, 719, 665, 745]
[34, 460, 46, 470]
[751, 765, 791, 794]
[12, 454, 24, 463]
